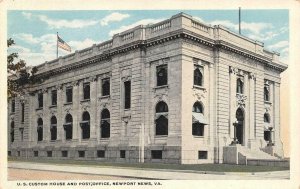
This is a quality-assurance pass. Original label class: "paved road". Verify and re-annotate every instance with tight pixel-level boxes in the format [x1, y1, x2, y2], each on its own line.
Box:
[8, 162, 290, 180]
[8, 168, 136, 180]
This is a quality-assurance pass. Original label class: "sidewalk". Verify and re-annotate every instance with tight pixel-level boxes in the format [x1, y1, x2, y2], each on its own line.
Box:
[8, 162, 290, 180]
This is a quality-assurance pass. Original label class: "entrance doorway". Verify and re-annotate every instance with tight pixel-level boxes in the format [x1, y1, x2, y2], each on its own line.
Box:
[236, 108, 244, 145]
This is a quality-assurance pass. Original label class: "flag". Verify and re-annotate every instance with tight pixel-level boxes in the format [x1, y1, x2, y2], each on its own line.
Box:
[57, 35, 71, 52]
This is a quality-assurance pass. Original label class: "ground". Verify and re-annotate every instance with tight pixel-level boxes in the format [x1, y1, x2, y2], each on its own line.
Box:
[7, 160, 290, 180]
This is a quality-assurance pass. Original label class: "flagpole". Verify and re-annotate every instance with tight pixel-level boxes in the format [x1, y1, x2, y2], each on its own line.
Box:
[239, 7, 241, 35]
[56, 32, 58, 59]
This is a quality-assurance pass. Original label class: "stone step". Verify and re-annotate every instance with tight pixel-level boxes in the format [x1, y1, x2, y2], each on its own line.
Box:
[238, 146, 278, 160]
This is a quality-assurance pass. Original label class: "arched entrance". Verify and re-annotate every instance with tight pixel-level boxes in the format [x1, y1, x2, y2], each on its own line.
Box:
[236, 108, 244, 145]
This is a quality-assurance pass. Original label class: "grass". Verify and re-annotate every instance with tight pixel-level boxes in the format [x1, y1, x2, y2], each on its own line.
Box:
[8, 157, 289, 172]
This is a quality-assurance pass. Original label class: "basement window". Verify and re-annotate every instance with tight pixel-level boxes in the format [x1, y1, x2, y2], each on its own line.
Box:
[34, 151, 39, 157]
[78, 151, 85, 158]
[62, 151, 68, 157]
[120, 150, 126, 158]
[97, 150, 105, 158]
[151, 150, 162, 159]
[198, 151, 208, 159]
[47, 151, 52, 157]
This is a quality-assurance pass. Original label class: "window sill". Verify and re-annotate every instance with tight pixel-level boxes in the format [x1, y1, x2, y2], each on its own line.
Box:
[10, 112, 15, 115]
[193, 85, 205, 90]
[49, 105, 57, 108]
[154, 85, 169, 90]
[100, 138, 110, 141]
[81, 99, 90, 103]
[99, 95, 110, 99]
[36, 107, 43, 111]
[264, 101, 272, 105]
[155, 135, 168, 138]
[193, 135, 204, 138]
[64, 102, 73, 105]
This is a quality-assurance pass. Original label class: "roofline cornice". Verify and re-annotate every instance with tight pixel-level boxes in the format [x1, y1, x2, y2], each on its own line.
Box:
[35, 30, 287, 80]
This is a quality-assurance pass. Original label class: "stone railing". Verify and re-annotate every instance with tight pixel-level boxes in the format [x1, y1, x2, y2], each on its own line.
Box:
[98, 40, 113, 51]
[64, 54, 75, 61]
[79, 48, 93, 57]
[121, 32, 134, 41]
[150, 20, 171, 33]
[191, 20, 209, 33]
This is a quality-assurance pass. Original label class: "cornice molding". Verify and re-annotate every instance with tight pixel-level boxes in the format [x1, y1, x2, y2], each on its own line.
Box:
[34, 30, 287, 82]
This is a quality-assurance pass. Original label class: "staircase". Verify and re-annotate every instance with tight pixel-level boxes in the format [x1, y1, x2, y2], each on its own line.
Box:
[223, 145, 289, 167]
[238, 146, 278, 160]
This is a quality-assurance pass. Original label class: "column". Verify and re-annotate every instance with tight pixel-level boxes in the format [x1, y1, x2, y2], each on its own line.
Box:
[273, 82, 280, 145]
[90, 76, 98, 140]
[43, 89, 50, 142]
[56, 85, 63, 141]
[209, 63, 214, 146]
[249, 73, 255, 141]
[73, 81, 80, 142]
[229, 67, 237, 139]
[244, 73, 249, 146]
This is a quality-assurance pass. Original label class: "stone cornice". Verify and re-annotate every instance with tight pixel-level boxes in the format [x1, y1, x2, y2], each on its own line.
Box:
[34, 27, 287, 81]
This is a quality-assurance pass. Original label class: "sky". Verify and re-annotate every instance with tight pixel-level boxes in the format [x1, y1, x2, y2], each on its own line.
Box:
[7, 10, 289, 66]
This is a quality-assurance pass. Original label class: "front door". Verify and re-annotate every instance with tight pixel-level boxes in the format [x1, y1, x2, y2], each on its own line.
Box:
[236, 123, 243, 144]
[236, 108, 244, 145]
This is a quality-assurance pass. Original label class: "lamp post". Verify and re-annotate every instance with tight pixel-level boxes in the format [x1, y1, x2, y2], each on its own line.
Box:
[231, 119, 239, 145]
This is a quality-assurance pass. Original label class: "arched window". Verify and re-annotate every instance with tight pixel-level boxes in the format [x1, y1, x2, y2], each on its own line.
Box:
[50, 116, 57, 141]
[101, 109, 110, 138]
[264, 86, 270, 101]
[37, 118, 43, 141]
[64, 114, 73, 140]
[192, 102, 207, 136]
[81, 111, 90, 139]
[194, 68, 203, 86]
[155, 101, 168, 135]
[264, 113, 271, 142]
[157, 65, 168, 86]
[236, 78, 244, 94]
[192, 101, 203, 113]
[10, 121, 14, 143]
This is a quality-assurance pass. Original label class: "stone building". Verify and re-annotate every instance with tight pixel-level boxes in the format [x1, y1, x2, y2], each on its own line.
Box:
[7, 13, 288, 164]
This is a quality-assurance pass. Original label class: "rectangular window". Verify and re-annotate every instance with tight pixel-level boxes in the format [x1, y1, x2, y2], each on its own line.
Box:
[34, 151, 38, 157]
[102, 78, 110, 96]
[21, 103, 25, 123]
[78, 151, 85, 158]
[83, 83, 90, 100]
[156, 65, 168, 86]
[97, 150, 105, 158]
[124, 81, 131, 109]
[198, 151, 208, 159]
[17, 151, 20, 157]
[20, 129, 24, 141]
[120, 150, 126, 158]
[11, 99, 15, 113]
[151, 150, 162, 159]
[66, 87, 73, 103]
[47, 151, 52, 157]
[51, 90, 57, 106]
[8, 151, 11, 157]
[38, 93, 43, 108]
[62, 151, 68, 157]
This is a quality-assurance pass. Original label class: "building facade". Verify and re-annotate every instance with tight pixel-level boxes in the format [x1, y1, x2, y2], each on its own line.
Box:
[7, 13, 288, 164]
